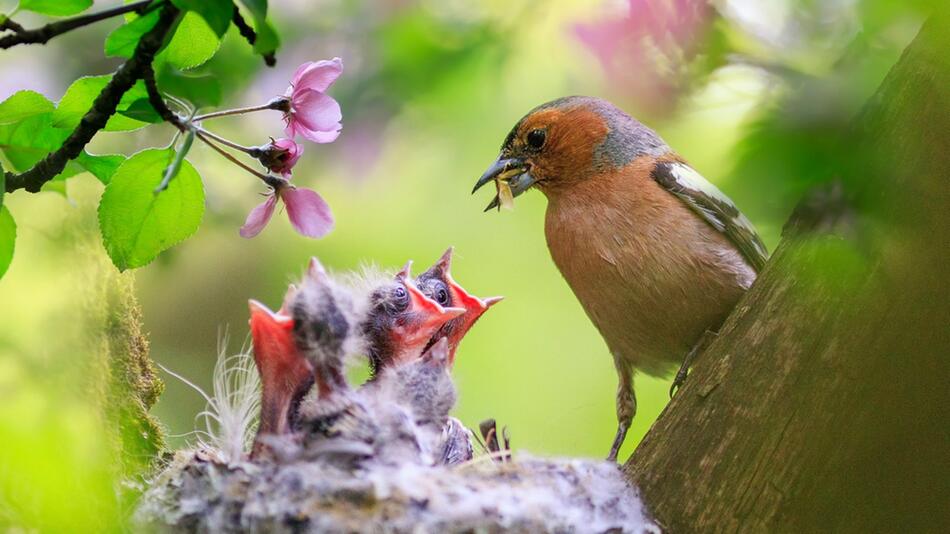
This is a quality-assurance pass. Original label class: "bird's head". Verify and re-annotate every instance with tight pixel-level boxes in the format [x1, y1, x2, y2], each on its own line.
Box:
[473, 95, 668, 210]
[416, 247, 502, 364]
[363, 261, 464, 370]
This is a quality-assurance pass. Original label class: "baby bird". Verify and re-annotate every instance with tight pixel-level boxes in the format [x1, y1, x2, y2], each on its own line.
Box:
[369, 337, 459, 464]
[290, 257, 366, 420]
[361, 262, 465, 373]
[473, 96, 768, 461]
[248, 286, 314, 458]
[290, 259, 463, 454]
[416, 247, 503, 365]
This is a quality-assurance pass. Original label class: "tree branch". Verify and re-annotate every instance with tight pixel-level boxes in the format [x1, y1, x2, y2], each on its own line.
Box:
[142, 63, 185, 132]
[232, 7, 276, 67]
[624, 11, 950, 532]
[0, 0, 155, 49]
[4, 3, 180, 194]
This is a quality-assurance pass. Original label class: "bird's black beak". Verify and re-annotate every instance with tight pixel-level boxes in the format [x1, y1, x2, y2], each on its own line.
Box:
[472, 156, 535, 212]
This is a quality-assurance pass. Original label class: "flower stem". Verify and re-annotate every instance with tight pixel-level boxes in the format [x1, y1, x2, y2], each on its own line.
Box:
[195, 126, 257, 155]
[193, 97, 290, 122]
[195, 131, 286, 189]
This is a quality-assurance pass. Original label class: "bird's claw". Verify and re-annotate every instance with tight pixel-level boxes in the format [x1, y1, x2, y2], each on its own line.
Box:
[606, 421, 629, 463]
[669, 367, 689, 398]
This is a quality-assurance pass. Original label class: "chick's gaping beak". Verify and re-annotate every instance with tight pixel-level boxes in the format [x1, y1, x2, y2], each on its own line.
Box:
[406, 281, 465, 330]
[472, 156, 536, 212]
[248, 299, 314, 441]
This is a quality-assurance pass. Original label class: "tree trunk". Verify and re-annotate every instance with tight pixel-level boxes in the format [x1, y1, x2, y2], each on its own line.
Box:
[625, 11, 950, 534]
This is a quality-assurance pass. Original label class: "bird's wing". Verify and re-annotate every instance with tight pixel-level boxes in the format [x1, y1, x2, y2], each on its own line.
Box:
[651, 161, 769, 271]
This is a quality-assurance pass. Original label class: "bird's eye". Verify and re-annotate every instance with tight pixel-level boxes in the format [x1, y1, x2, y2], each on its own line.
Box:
[392, 285, 410, 312]
[436, 287, 449, 306]
[526, 129, 546, 149]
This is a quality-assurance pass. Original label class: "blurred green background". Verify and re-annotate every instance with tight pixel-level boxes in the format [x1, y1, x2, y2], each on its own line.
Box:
[0, 0, 935, 529]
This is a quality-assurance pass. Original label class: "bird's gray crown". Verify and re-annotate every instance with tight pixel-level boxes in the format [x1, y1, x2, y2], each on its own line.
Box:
[506, 96, 669, 171]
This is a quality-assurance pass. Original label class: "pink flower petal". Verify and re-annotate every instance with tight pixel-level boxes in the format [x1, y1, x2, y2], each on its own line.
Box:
[290, 89, 342, 134]
[239, 194, 278, 238]
[292, 57, 343, 94]
[288, 121, 341, 144]
[281, 187, 334, 238]
[271, 138, 303, 176]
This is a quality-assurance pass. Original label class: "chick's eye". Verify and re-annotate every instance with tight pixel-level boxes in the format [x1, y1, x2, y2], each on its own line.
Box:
[526, 129, 546, 149]
[436, 288, 449, 306]
[392, 285, 410, 311]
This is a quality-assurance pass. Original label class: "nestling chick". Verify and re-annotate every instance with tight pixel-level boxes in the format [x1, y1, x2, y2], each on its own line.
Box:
[416, 247, 503, 365]
[367, 337, 460, 464]
[248, 284, 314, 458]
[362, 262, 465, 373]
[473, 96, 768, 461]
[290, 257, 365, 419]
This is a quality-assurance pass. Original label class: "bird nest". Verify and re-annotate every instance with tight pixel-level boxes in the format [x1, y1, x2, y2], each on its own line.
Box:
[135, 252, 658, 532]
[136, 449, 657, 533]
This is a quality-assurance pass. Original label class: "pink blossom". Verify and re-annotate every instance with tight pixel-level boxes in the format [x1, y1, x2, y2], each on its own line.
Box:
[240, 181, 334, 239]
[284, 58, 343, 144]
[575, 0, 712, 115]
[257, 138, 303, 177]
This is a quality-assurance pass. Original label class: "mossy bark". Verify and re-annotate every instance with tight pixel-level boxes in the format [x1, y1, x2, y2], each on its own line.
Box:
[73, 234, 166, 511]
[625, 10, 950, 533]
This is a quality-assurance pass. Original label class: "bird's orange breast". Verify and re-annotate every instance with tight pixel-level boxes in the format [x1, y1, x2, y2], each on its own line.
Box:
[543, 155, 752, 375]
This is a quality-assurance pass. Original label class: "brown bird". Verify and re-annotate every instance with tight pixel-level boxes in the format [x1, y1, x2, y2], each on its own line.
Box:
[473, 96, 768, 461]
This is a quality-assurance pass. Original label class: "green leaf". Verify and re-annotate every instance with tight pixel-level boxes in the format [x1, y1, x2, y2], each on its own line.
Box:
[157, 69, 222, 108]
[98, 149, 205, 271]
[163, 11, 222, 70]
[118, 99, 163, 124]
[238, 0, 267, 19]
[0, 91, 55, 125]
[41, 178, 67, 196]
[104, 9, 160, 58]
[53, 76, 151, 132]
[0, 113, 124, 185]
[20, 0, 91, 16]
[0, 206, 15, 280]
[0, 161, 4, 210]
[253, 19, 279, 55]
[172, 0, 234, 37]
[77, 152, 126, 185]
[237, 0, 279, 55]
[0, 113, 71, 172]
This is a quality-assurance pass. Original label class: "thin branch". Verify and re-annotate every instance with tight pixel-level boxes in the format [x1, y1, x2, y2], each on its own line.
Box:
[142, 63, 186, 132]
[231, 6, 276, 67]
[0, 17, 25, 34]
[0, 0, 155, 49]
[4, 3, 180, 194]
[194, 126, 258, 154]
[192, 98, 288, 122]
[195, 131, 286, 189]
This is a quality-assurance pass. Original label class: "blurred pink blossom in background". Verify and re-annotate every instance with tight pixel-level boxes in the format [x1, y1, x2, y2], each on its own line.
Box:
[575, 0, 713, 115]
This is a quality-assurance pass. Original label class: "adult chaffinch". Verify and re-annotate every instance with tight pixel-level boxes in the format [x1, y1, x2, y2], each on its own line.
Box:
[473, 96, 768, 461]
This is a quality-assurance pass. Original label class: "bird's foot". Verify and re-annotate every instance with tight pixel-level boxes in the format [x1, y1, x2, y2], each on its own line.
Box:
[669, 329, 719, 398]
[669, 366, 689, 398]
[606, 421, 629, 463]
